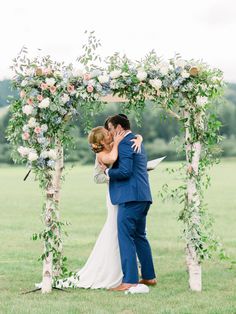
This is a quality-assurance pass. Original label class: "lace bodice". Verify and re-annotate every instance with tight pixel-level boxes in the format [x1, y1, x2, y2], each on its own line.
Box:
[94, 157, 109, 184]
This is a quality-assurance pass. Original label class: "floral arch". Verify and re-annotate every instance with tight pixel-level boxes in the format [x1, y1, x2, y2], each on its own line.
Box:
[7, 33, 225, 293]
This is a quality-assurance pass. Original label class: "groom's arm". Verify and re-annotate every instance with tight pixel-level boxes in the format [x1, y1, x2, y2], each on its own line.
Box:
[108, 141, 134, 181]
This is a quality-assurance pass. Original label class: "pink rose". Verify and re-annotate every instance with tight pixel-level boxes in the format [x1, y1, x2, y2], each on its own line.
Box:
[40, 83, 48, 90]
[22, 132, 30, 140]
[27, 98, 33, 106]
[50, 86, 57, 94]
[67, 84, 75, 93]
[34, 127, 42, 134]
[87, 85, 94, 93]
[83, 73, 91, 81]
[37, 95, 43, 101]
[20, 90, 26, 98]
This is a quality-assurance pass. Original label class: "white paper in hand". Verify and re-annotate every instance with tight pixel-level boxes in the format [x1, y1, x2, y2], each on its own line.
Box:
[147, 156, 166, 171]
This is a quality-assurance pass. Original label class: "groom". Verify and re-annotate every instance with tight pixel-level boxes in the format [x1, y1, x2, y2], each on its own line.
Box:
[103, 114, 156, 291]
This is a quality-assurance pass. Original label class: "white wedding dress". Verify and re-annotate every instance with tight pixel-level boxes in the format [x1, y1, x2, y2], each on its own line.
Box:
[55, 158, 123, 289]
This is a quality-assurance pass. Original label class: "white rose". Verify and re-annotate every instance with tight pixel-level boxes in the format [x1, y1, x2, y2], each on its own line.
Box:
[21, 79, 28, 87]
[175, 59, 186, 68]
[110, 70, 122, 79]
[28, 151, 38, 161]
[181, 70, 190, 78]
[154, 62, 169, 75]
[61, 94, 70, 104]
[41, 124, 48, 132]
[149, 79, 162, 90]
[17, 146, 30, 157]
[54, 70, 62, 77]
[28, 117, 37, 128]
[98, 74, 110, 84]
[137, 71, 147, 81]
[22, 105, 33, 115]
[110, 79, 118, 89]
[90, 69, 101, 78]
[45, 78, 56, 87]
[48, 149, 57, 160]
[196, 96, 208, 106]
[73, 68, 84, 77]
[40, 150, 49, 159]
[38, 98, 50, 108]
[22, 124, 29, 132]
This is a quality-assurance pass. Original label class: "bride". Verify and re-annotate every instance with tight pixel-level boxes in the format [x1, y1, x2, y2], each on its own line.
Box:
[55, 124, 142, 289]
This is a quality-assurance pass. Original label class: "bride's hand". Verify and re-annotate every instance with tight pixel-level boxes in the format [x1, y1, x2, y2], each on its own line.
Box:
[113, 131, 126, 145]
[130, 134, 143, 153]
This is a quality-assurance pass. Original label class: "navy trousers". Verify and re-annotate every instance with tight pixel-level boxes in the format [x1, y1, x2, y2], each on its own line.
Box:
[117, 201, 156, 284]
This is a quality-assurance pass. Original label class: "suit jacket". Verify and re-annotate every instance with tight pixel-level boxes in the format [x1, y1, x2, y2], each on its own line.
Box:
[108, 132, 152, 205]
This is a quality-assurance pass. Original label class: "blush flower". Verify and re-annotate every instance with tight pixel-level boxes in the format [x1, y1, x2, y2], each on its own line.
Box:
[67, 84, 75, 93]
[87, 85, 94, 93]
[37, 95, 43, 102]
[40, 83, 48, 90]
[50, 86, 57, 94]
[83, 73, 91, 81]
[22, 132, 30, 140]
[20, 90, 26, 98]
[34, 126, 42, 134]
[27, 98, 34, 106]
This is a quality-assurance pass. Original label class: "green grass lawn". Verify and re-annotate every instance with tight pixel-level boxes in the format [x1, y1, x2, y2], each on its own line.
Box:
[0, 159, 236, 314]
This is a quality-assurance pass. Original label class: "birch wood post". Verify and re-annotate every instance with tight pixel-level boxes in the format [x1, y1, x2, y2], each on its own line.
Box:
[185, 110, 202, 292]
[41, 140, 64, 293]
[52, 140, 64, 277]
[41, 181, 54, 293]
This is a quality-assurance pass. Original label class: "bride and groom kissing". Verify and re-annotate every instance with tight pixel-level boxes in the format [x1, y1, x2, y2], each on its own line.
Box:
[56, 113, 157, 291]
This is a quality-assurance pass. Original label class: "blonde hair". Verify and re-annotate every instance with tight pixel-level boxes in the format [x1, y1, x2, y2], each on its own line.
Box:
[88, 126, 106, 153]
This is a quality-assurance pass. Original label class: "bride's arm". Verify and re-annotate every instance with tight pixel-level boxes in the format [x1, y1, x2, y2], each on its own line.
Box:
[97, 131, 125, 165]
[130, 134, 143, 153]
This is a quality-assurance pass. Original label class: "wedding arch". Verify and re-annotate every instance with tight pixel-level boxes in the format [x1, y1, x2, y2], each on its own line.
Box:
[7, 32, 225, 293]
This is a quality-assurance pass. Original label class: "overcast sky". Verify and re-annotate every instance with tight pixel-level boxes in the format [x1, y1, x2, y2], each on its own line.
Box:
[1, 0, 236, 82]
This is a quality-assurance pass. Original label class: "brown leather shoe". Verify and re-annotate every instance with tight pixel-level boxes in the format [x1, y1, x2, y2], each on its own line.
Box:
[139, 279, 157, 286]
[109, 283, 138, 291]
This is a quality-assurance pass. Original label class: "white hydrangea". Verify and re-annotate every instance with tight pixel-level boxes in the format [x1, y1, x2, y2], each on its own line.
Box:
[110, 70, 122, 79]
[17, 146, 30, 157]
[137, 71, 147, 81]
[175, 59, 187, 68]
[73, 68, 84, 77]
[48, 149, 57, 160]
[149, 79, 162, 90]
[40, 150, 49, 159]
[181, 70, 190, 78]
[45, 78, 56, 87]
[28, 150, 38, 161]
[22, 105, 33, 115]
[38, 98, 50, 108]
[98, 74, 110, 84]
[196, 96, 208, 106]
[61, 94, 70, 104]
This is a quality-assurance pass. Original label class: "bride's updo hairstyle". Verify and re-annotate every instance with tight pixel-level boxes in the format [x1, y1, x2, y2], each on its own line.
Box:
[88, 126, 105, 153]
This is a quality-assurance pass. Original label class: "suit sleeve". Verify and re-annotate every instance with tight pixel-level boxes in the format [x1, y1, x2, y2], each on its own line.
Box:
[108, 140, 134, 181]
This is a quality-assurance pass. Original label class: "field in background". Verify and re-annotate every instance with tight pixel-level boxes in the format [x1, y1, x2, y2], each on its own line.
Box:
[0, 159, 236, 314]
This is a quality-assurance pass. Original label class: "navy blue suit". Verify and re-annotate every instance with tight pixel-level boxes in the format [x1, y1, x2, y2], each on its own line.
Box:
[108, 133, 156, 283]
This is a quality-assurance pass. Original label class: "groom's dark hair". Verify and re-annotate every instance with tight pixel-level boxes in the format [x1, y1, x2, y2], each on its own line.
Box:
[108, 114, 130, 130]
